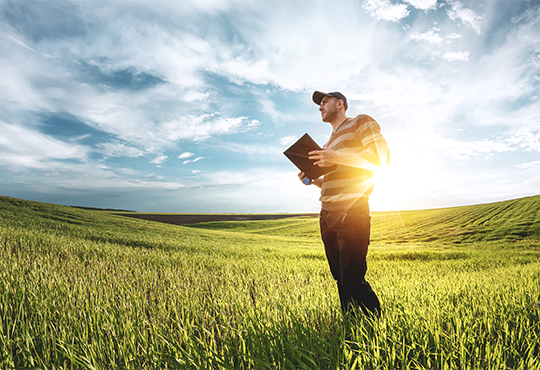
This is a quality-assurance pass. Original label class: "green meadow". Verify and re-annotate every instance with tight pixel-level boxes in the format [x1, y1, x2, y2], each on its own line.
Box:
[1, 194, 539, 369]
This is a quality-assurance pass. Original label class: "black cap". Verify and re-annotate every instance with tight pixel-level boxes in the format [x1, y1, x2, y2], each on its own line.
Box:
[312, 91, 348, 110]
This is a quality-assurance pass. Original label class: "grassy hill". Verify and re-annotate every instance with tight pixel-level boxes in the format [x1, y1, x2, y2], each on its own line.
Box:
[372, 195, 540, 244]
[185, 194, 540, 244]
[1, 194, 539, 369]
[2, 194, 539, 246]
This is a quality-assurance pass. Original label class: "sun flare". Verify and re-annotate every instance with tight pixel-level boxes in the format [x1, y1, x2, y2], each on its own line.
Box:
[370, 160, 423, 212]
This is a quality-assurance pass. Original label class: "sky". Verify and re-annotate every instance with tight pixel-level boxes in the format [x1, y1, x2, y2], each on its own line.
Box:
[0, 0, 539, 213]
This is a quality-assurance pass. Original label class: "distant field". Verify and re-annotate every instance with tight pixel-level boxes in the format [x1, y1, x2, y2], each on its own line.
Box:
[116, 212, 318, 225]
[1, 194, 539, 369]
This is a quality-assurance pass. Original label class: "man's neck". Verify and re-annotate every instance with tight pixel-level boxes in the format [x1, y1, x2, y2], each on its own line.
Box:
[330, 113, 349, 132]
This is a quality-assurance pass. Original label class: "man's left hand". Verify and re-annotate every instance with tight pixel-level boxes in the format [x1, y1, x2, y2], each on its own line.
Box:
[309, 148, 340, 167]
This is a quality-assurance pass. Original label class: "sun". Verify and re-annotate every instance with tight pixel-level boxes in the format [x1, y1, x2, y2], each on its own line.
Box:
[369, 166, 396, 211]
[369, 152, 438, 212]
[369, 161, 419, 212]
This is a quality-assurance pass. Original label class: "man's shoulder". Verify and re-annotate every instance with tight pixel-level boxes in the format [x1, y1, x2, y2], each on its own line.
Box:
[352, 114, 375, 122]
[352, 114, 379, 130]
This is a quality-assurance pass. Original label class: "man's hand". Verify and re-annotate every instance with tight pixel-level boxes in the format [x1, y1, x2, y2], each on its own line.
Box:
[298, 172, 323, 188]
[298, 171, 310, 184]
[309, 148, 340, 167]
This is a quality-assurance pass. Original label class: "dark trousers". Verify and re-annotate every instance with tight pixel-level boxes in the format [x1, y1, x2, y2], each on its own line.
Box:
[320, 205, 381, 316]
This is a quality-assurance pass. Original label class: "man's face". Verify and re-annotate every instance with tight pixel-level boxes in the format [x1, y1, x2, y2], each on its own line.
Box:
[319, 96, 339, 123]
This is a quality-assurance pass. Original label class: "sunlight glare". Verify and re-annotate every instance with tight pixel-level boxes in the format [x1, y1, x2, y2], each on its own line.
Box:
[369, 160, 426, 212]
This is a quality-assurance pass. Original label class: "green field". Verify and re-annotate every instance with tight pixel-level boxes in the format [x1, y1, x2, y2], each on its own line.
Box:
[1, 194, 539, 369]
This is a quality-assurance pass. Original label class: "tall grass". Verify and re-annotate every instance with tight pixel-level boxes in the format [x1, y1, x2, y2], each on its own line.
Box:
[1, 195, 539, 369]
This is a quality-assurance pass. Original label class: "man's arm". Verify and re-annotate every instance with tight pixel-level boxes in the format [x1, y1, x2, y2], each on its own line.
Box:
[309, 120, 390, 171]
[308, 147, 385, 171]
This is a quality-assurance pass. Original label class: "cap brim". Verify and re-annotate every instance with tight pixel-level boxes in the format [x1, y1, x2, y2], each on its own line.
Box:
[312, 91, 328, 105]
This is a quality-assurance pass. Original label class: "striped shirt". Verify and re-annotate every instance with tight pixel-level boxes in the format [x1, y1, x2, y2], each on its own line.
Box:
[320, 114, 390, 212]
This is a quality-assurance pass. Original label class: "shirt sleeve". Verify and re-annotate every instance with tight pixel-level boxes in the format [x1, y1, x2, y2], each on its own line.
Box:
[355, 116, 390, 167]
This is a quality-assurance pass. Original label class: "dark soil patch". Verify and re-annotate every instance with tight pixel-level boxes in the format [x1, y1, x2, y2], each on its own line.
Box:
[115, 213, 319, 225]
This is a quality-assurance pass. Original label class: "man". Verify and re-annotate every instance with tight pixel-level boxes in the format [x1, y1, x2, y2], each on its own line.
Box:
[298, 91, 390, 317]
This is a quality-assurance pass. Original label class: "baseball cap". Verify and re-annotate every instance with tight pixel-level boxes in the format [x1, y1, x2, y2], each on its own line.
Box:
[312, 91, 348, 110]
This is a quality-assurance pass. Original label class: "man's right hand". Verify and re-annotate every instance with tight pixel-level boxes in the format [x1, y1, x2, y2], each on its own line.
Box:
[298, 172, 322, 188]
[298, 172, 310, 184]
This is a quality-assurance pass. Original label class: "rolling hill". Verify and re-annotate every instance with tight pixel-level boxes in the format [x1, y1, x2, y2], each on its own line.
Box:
[182, 194, 540, 245]
[371, 194, 540, 244]
[0, 194, 538, 246]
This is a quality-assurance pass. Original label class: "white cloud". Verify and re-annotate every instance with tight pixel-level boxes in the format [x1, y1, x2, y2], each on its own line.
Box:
[182, 156, 205, 164]
[95, 142, 145, 158]
[411, 28, 464, 46]
[442, 50, 470, 61]
[184, 91, 210, 102]
[444, 138, 514, 160]
[246, 119, 261, 129]
[446, 33, 462, 40]
[226, 143, 282, 157]
[0, 121, 88, 168]
[517, 160, 540, 170]
[0, 13, 258, 154]
[178, 152, 195, 159]
[159, 114, 252, 143]
[363, 0, 410, 22]
[431, 121, 540, 160]
[511, 4, 540, 24]
[350, 66, 445, 107]
[447, 1, 483, 34]
[71, 134, 92, 142]
[411, 29, 444, 43]
[506, 122, 540, 151]
[150, 154, 168, 165]
[403, 0, 437, 11]
[280, 136, 297, 146]
[4, 163, 186, 192]
[117, 167, 139, 175]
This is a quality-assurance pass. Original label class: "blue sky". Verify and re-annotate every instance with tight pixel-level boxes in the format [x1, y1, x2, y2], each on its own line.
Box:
[0, 0, 539, 213]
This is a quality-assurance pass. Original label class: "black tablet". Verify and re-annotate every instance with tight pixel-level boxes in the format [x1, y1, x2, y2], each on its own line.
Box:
[283, 133, 337, 181]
